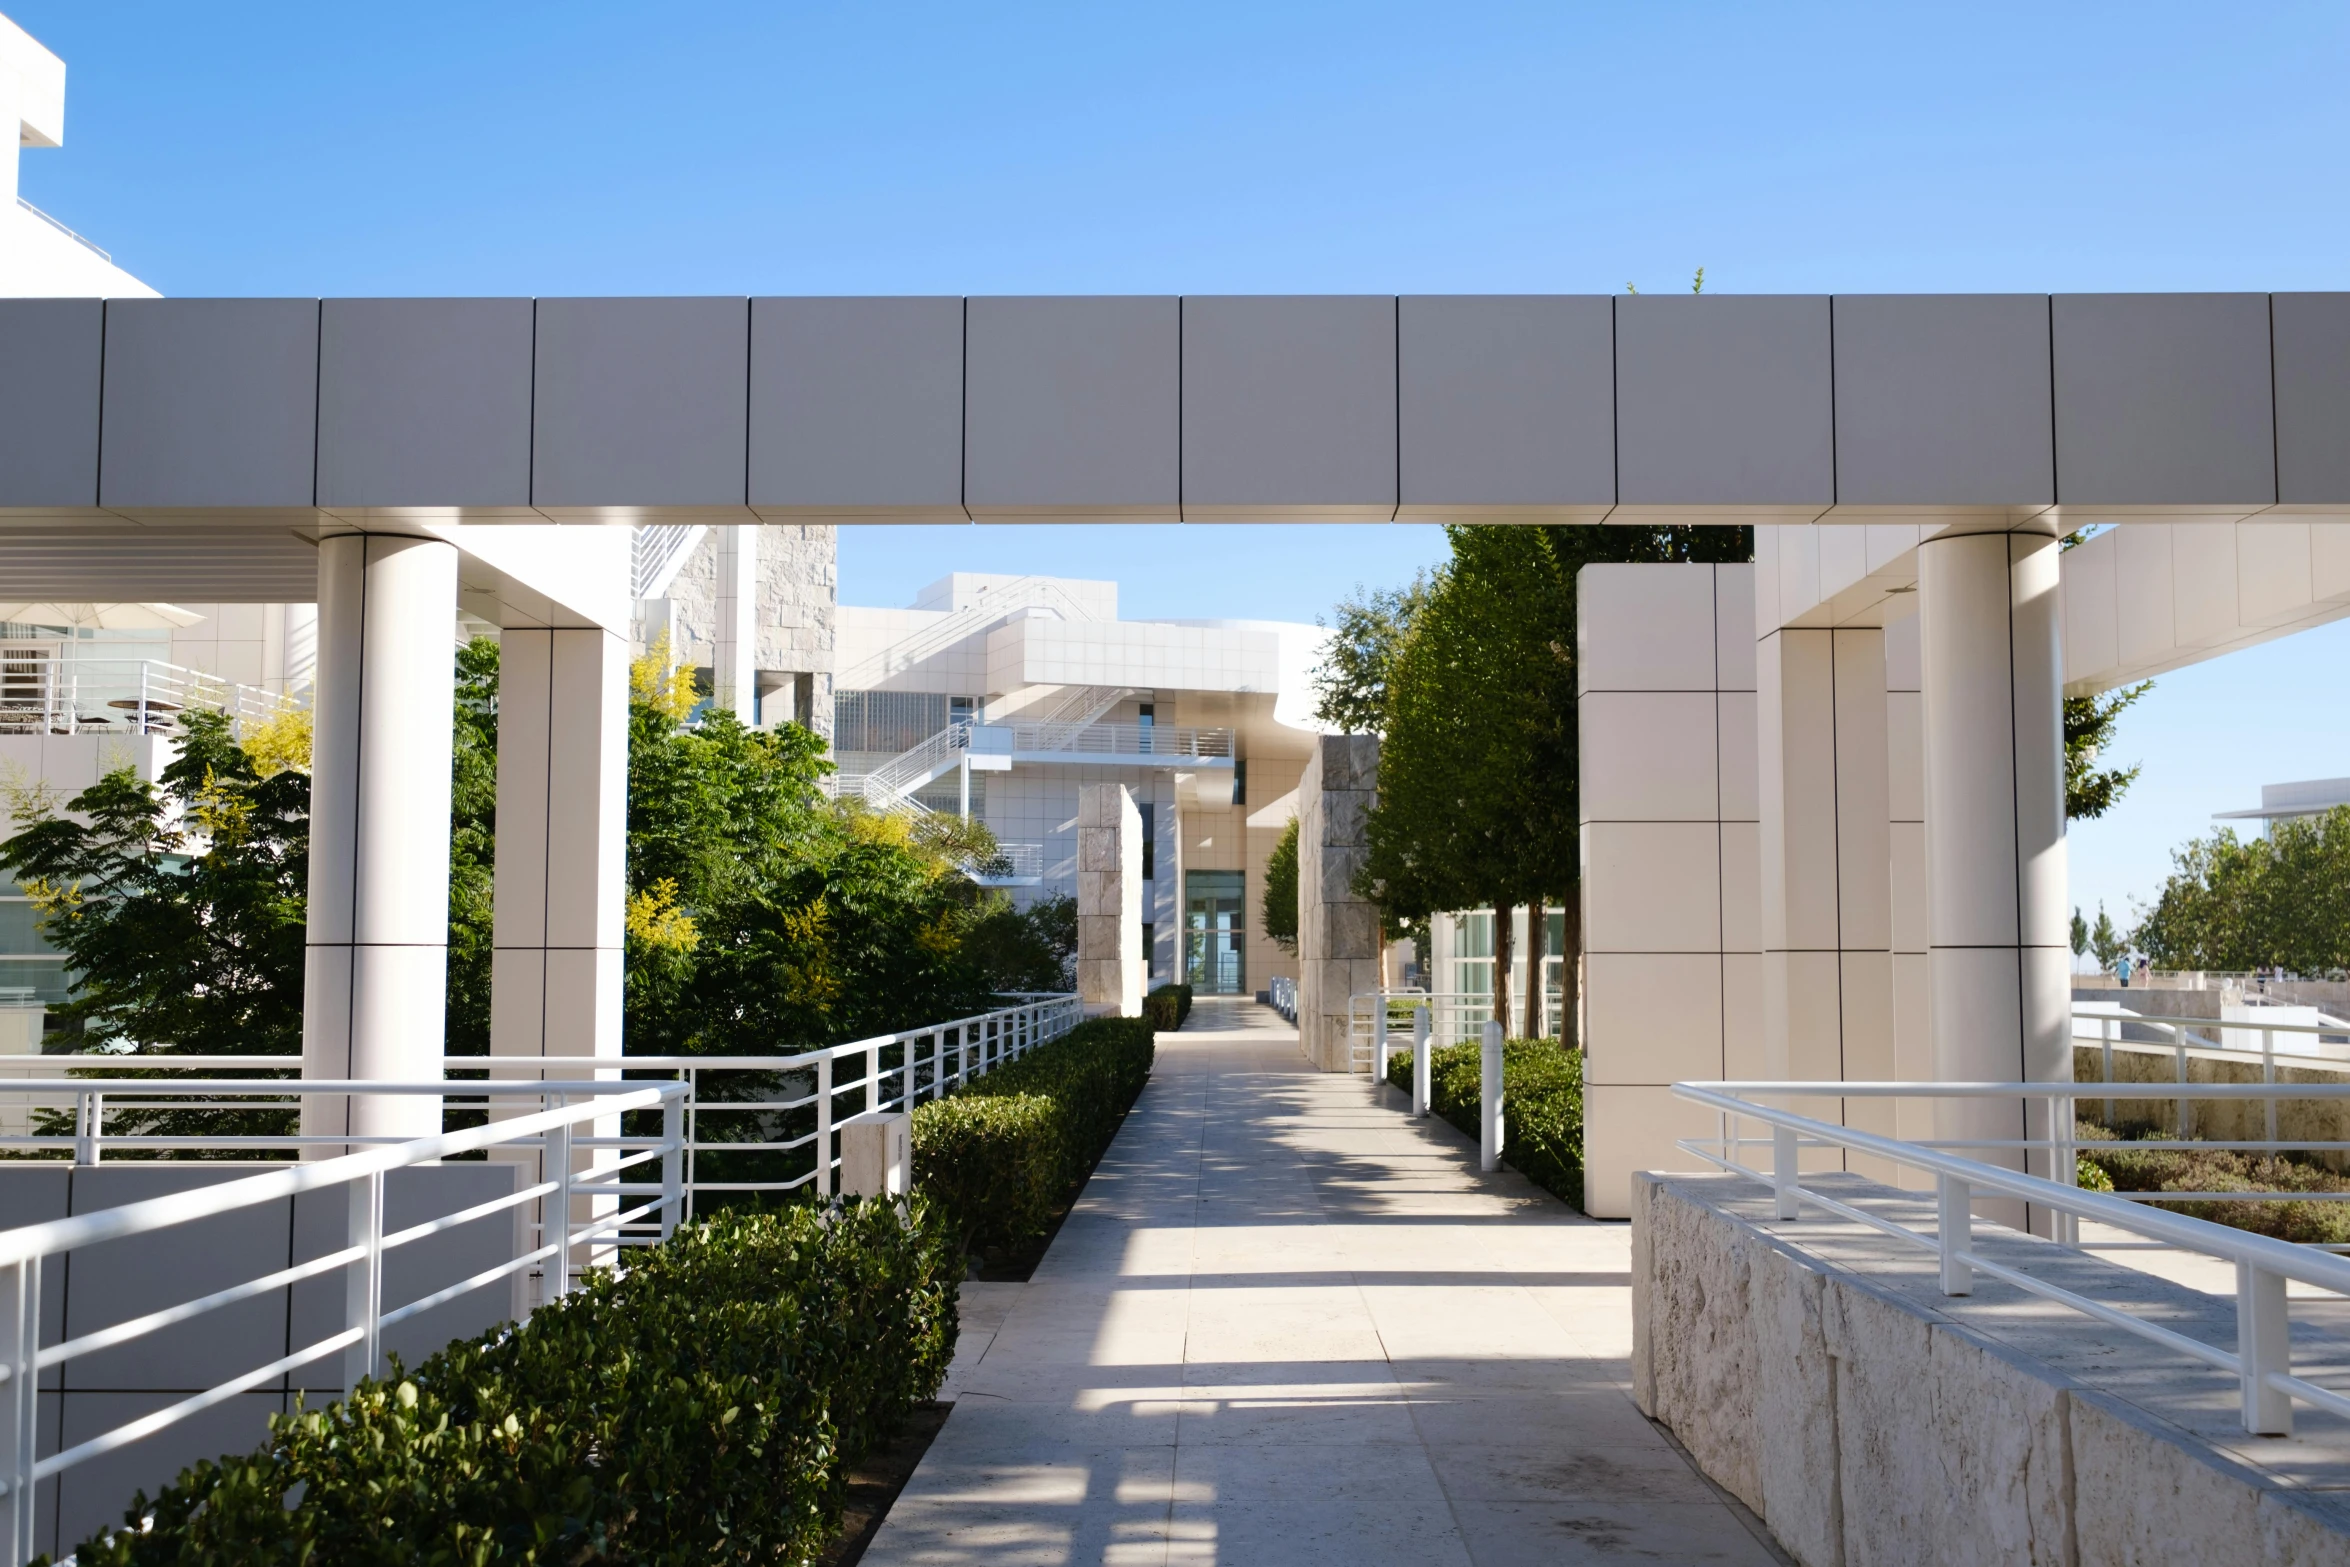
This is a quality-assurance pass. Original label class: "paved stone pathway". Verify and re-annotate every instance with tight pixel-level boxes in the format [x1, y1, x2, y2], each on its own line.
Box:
[869, 998, 1785, 1565]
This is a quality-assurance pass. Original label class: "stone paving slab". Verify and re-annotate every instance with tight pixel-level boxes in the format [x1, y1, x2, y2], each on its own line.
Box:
[866, 999, 1785, 1566]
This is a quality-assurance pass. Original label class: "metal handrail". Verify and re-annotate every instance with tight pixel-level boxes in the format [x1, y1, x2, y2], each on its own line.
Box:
[0, 995, 1086, 1212]
[1004, 720, 1234, 759]
[1670, 1077, 2350, 1439]
[0, 646, 298, 736]
[833, 576, 1102, 690]
[15, 197, 112, 262]
[0, 1080, 689, 1565]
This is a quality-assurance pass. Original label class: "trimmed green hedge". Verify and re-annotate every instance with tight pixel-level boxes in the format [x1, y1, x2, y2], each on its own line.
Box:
[1144, 983, 1192, 1031]
[68, 1199, 956, 1567]
[1388, 1036, 1586, 1211]
[912, 1016, 1155, 1258]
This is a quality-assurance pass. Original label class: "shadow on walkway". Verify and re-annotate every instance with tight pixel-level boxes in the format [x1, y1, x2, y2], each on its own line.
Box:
[866, 1001, 1786, 1566]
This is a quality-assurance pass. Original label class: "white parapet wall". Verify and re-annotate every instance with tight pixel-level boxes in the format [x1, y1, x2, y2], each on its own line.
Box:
[1631, 1172, 2350, 1565]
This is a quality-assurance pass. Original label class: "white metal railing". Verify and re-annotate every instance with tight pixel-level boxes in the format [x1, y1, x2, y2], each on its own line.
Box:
[1005, 720, 1233, 760]
[1346, 989, 1566, 1074]
[835, 719, 977, 809]
[0, 995, 1083, 1206]
[972, 840, 1045, 884]
[630, 523, 708, 601]
[15, 197, 112, 263]
[0, 1078, 688, 1566]
[1268, 976, 1297, 1023]
[1671, 1078, 2350, 1440]
[0, 994, 1082, 1561]
[2072, 1003, 2350, 1147]
[833, 577, 1104, 690]
[0, 646, 298, 736]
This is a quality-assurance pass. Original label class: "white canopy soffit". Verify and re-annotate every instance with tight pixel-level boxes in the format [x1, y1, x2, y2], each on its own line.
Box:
[0, 293, 2344, 606]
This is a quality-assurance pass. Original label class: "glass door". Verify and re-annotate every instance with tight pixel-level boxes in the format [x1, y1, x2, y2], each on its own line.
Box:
[1184, 870, 1245, 994]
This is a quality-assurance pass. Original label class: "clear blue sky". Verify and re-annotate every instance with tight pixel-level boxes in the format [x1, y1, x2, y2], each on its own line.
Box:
[15, 0, 2348, 924]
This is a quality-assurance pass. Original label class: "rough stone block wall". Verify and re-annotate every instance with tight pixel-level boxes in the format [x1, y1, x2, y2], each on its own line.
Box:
[660, 523, 837, 736]
[1076, 782, 1142, 1017]
[1295, 733, 1380, 1071]
[1632, 1170, 2350, 1566]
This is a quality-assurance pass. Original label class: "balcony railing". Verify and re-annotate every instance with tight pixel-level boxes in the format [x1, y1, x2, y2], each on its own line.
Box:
[1004, 721, 1233, 759]
[0, 993, 1081, 1562]
[0, 646, 299, 737]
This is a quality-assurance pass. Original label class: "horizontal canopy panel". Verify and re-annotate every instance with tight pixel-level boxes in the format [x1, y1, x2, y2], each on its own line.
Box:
[2, 294, 2344, 518]
[0, 521, 318, 601]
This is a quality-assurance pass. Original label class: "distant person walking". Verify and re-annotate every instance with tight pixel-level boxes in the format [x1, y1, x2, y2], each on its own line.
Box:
[2117, 954, 2133, 989]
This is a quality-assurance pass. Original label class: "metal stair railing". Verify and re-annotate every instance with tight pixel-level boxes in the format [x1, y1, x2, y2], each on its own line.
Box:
[630, 524, 709, 601]
[832, 576, 1102, 691]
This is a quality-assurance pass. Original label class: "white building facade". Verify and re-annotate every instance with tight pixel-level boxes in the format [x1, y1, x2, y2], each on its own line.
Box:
[833, 573, 1327, 996]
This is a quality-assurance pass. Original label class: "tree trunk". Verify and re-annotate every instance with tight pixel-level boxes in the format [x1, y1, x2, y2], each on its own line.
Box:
[1492, 902, 1513, 1036]
[1524, 899, 1545, 1040]
[1558, 890, 1582, 1049]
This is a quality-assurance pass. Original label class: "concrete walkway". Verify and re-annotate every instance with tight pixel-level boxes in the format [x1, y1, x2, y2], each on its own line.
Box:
[868, 998, 1785, 1565]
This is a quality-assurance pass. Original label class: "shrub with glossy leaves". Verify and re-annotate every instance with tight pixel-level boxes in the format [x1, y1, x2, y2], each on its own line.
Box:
[910, 1017, 1156, 1259]
[66, 1199, 956, 1567]
[1388, 1036, 1585, 1210]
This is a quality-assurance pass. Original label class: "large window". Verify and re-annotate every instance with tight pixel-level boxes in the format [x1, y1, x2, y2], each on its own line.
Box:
[831, 690, 952, 754]
[1184, 870, 1245, 995]
[1138, 802, 1156, 882]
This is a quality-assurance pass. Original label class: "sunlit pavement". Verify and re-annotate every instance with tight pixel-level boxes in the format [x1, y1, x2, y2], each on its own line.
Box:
[866, 997, 1784, 1566]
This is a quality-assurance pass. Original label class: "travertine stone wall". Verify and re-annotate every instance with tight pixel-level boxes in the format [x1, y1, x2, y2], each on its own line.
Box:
[1296, 734, 1380, 1071]
[663, 522, 837, 735]
[1077, 782, 1143, 1017]
[1632, 1171, 2350, 1566]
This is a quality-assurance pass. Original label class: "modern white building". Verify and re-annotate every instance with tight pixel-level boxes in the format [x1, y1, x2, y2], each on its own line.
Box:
[2214, 777, 2350, 834]
[831, 571, 1328, 996]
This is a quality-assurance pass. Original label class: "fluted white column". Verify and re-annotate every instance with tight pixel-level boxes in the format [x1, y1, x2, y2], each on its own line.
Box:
[301, 534, 458, 1148]
[1919, 529, 2069, 1218]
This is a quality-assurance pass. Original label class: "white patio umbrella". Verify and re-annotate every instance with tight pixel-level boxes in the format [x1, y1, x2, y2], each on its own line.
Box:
[0, 605, 204, 729]
[0, 602, 204, 631]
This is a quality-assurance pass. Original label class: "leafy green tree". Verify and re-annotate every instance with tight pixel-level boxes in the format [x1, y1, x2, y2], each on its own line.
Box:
[2065, 683, 2151, 821]
[2134, 808, 2350, 975]
[2090, 905, 2127, 972]
[1311, 576, 1429, 734]
[2071, 906, 2089, 959]
[0, 709, 307, 1054]
[1358, 523, 1747, 1036]
[445, 637, 500, 1054]
[1262, 816, 1299, 953]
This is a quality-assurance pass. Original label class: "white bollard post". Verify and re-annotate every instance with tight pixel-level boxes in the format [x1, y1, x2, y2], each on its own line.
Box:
[1479, 1020, 1503, 1172]
[345, 1170, 385, 1391]
[1937, 1174, 1973, 1295]
[2238, 1260, 2293, 1436]
[1412, 1005, 1432, 1118]
[1373, 1000, 1389, 1090]
[2, 1257, 40, 1567]
[840, 1111, 912, 1199]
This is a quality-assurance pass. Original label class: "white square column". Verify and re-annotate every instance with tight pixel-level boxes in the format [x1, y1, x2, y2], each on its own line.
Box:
[712, 524, 758, 722]
[1077, 783, 1144, 1018]
[301, 534, 459, 1148]
[1919, 529, 2070, 1219]
[1578, 563, 1758, 1217]
[491, 627, 628, 1065]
